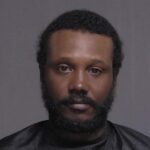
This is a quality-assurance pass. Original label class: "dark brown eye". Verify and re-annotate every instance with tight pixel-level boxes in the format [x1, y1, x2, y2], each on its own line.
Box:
[57, 64, 72, 73]
[88, 67, 102, 76]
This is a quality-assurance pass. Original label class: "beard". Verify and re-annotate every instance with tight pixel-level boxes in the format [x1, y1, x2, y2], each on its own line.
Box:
[41, 82, 115, 134]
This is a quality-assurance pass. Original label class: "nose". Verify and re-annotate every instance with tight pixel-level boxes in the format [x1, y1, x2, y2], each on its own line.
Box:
[68, 70, 89, 95]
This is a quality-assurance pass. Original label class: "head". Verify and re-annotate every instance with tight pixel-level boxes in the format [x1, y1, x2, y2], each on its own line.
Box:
[37, 10, 123, 133]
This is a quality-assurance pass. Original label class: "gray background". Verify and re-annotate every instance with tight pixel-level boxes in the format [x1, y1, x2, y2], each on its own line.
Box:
[0, 0, 150, 139]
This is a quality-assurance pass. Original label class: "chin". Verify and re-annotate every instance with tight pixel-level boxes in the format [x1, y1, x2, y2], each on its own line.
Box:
[49, 107, 108, 133]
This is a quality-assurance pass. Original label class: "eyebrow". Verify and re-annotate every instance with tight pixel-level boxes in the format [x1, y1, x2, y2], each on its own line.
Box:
[89, 59, 106, 64]
[49, 57, 111, 68]
[88, 58, 112, 69]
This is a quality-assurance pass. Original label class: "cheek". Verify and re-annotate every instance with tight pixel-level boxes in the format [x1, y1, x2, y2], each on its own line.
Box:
[90, 75, 113, 102]
[46, 72, 69, 99]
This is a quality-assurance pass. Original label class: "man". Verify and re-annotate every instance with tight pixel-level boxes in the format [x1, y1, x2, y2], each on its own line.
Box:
[0, 9, 150, 150]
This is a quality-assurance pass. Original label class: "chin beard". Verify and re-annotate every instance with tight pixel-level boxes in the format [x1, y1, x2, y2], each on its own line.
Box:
[41, 83, 115, 133]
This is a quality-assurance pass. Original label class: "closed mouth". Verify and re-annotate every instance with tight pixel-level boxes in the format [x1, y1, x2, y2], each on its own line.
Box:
[68, 103, 90, 111]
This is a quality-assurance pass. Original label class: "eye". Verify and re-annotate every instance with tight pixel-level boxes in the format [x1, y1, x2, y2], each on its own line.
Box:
[88, 67, 102, 76]
[57, 64, 72, 73]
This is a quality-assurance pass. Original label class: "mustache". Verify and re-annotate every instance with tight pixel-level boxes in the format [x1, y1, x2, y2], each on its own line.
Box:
[46, 89, 114, 113]
[56, 93, 99, 110]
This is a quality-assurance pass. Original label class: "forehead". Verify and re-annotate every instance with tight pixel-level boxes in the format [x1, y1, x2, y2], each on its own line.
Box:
[48, 30, 113, 65]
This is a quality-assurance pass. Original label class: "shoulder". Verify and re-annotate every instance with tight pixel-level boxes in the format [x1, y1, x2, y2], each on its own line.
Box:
[108, 121, 150, 149]
[0, 120, 48, 150]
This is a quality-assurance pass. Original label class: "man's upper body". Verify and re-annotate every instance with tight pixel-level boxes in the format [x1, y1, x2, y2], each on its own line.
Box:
[1, 9, 150, 149]
[0, 120, 150, 150]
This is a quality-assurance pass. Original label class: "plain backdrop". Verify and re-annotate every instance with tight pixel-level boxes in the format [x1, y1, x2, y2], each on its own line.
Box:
[0, 0, 150, 139]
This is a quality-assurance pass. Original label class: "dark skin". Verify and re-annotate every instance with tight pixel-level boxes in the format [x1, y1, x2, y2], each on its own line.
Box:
[45, 30, 113, 144]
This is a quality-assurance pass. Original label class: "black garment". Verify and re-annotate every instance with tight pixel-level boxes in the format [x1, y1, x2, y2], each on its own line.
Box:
[0, 120, 150, 150]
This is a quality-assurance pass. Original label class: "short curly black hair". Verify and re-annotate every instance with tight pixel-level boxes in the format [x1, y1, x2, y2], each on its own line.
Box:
[37, 9, 123, 82]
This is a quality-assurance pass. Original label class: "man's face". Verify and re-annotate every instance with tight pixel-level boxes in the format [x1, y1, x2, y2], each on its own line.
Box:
[44, 30, 114, 132]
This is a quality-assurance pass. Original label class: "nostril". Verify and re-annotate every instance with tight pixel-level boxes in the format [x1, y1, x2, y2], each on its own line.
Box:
[69, 89, 88, 98]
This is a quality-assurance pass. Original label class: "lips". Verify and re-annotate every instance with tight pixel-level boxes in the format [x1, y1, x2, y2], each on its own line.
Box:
[61, 96, 94, 112]
[68, 103, 90, 111]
